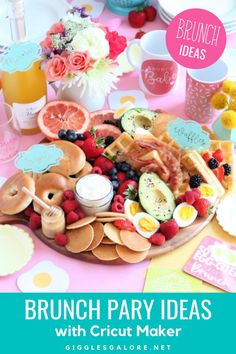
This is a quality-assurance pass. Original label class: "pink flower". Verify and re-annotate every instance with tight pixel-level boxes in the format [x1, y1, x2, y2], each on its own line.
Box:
[45, 55, 68, 81]
[106, 31, 127, 60]
[47, 22, 64, 35]
[40, 36, 53, 50]
[66, 51, 91, 72]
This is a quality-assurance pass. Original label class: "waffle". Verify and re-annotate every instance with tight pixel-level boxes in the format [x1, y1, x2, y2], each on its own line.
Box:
[181, 151, 225, 198]
[158, 131, 182, 151]
[104, 132, 134, 156]
[208, 140, 234, 190]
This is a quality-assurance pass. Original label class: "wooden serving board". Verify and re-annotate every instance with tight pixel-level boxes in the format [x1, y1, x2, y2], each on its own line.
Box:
[0, 201, 218, 265]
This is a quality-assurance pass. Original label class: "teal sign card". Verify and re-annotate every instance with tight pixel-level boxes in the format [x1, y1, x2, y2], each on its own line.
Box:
[168, 118, 211, 151]
[0, 41, 41, 74]
[15, 144, 64, 173]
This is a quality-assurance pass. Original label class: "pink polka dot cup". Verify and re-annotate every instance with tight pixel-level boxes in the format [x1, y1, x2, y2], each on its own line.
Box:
[185, 60, 228, 124]
[126, 30, 178, 96]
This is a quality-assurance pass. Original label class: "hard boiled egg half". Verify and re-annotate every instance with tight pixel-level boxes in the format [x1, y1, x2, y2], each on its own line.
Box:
[198, 183, 218, 203]
[173, 203, 197, 228]
[124, 199, 142, 221]
[133, 212, 160, 238]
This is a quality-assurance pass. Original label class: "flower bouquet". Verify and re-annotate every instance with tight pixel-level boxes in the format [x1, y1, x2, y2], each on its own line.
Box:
[40, 7, 127, 111]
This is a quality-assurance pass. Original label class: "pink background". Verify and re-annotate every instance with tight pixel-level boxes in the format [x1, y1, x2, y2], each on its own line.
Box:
[0, 5, 236, 292]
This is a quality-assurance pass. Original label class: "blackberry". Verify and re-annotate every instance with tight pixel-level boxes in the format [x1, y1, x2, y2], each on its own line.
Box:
[208, 158, 219, 170]
[105, 136, 115, 146]
[58, 129, 67, 140]
[116, 162, 122, 171]
[120, 162, 131, 172]
[189, 174, 202, 188]
[223, 163, 231, 176]
[104, 120, 116, 126]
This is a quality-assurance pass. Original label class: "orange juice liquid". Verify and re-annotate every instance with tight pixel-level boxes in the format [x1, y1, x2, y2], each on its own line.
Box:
[2, 60, 47, 135]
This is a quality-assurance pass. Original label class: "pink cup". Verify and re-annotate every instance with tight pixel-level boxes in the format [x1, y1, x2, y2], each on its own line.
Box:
[185, 60, 228, 124]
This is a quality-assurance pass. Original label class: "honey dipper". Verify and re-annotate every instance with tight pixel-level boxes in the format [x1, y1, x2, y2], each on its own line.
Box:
[22, 187, 58, 216]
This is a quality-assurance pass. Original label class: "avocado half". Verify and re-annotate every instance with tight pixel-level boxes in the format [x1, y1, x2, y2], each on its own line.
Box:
[139, 173, 176, 221]
[121, 108, 158, 136]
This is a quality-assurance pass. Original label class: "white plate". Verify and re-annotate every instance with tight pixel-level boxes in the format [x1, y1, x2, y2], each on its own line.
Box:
[0, 0, 70, 46]
[158, 6, 236, 34]
[216, 194, 236, 237]
[158, 0, 236, 24]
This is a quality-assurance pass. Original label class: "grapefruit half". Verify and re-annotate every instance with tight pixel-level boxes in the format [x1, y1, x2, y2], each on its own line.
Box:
[89, 109, 115, 129]
[37, 100, 90, 140]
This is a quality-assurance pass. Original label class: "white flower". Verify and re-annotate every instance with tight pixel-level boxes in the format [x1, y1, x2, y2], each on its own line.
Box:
[71, 27, 109, 60]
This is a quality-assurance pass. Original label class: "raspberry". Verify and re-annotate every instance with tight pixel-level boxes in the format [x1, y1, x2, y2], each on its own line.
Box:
[94, 156, 114, 174]
[212, 149, 224, 163]
[185, 191, 196, 205]
[63, 190, 75, 201]
[159, 220, 179, 240]
[24, 205, 34, 217]
[113, 219, 135, 231]
[55, 233, 68, 246]
[61, 200, 79, 214]
[29, 212, 42, 230]
[75, 140, 84, 148]
[66, 211, 79, 225]
[113, 194, 125, 205]
[117, 172, 126, 183]
[202, 152, 212, 163]
[193, 198, 211, 217]
[74, 208, 85, 219]
[149, 232, 166, 246]
[191, 188, 201, 201]
[176, 194, 186, 204]
[111, 202, 124, 213]
[91, 166, 103, 175]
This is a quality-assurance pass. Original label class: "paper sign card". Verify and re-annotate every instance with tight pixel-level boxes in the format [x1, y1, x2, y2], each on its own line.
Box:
[184, 236, 236, 292]
[15, 144, 64, 173]
[144, 266, 202, 293]
[168, 118, 211, 151]
[0, 41, 41, 74]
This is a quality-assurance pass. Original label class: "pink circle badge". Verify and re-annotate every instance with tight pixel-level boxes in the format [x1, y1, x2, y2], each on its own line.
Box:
[166, 9, 226, 69]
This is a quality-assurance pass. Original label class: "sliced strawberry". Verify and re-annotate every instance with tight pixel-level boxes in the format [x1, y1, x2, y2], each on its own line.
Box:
[202, 152, 212, 163]
[213, 166, 224, 183]
[212, 149, 224, 163]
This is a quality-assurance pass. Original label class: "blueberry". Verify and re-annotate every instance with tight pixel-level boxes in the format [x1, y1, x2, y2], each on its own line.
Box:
[111, 180, 119, 190]
[110, 175, 118, 181]
[76, 133, 85, 141]
[58, 129, 67, 140]
[108, 168, 118, 176]
[126, 170, 136, 179]
[67, 129, 75, 135]
[132, 175, 139, 182]
[66, 131, 77, 142]
[116, 162, 122, 171]
[120, 162, 130, 172]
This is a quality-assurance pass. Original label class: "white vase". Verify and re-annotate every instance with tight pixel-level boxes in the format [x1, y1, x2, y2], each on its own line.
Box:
[56, 81, 106, 112]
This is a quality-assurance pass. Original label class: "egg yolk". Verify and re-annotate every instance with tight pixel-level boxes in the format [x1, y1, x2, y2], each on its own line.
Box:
[178, 206, 195, 220]
[33, 272, 52, 288]
[130, 203, 141, 216]
[199, 185, 214, 197]
[138, 217, 157, 232]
